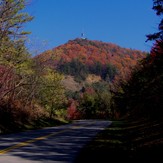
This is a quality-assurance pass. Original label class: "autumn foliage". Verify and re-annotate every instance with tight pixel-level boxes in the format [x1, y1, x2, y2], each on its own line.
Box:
[35, 38, 147, 120]
[67, 99, 81, 120]
[37, 38, 146, 84]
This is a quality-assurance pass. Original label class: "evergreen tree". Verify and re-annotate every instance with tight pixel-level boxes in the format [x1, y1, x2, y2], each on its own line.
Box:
[146, 0, 163, 41]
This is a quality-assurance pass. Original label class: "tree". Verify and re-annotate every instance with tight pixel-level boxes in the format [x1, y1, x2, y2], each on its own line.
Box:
[0, 0, 34, 104]
[38, 68, 66, 119]
[0, 0, 33, 42]
[146, 0, 163, 41]
[0, 0, 34, 102]
[0, 0, 33, 64]
[112, 0, 163, 119]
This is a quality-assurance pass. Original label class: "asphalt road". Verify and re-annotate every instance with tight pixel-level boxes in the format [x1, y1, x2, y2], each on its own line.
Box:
[0, 120, 111, 163]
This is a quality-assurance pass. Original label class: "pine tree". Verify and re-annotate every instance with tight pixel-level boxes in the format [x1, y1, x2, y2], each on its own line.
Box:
[146, 0, 163, 41]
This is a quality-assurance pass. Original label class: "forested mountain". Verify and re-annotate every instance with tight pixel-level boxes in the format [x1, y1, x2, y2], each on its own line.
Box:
[34, 39, 147, 119]
[36, 38, 146, 84]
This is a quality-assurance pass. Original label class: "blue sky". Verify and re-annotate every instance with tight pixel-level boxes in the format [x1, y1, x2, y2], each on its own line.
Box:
[25, 0, 159, 55]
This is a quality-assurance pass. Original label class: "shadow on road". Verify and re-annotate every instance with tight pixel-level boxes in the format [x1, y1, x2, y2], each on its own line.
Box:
[0, 120, 111, 163]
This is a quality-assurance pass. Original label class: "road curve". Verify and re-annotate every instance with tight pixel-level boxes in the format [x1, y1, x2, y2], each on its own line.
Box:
[0, 120, 111, 163]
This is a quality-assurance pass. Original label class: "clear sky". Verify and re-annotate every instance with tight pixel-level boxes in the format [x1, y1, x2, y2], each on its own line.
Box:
[25, 0, 159, 55]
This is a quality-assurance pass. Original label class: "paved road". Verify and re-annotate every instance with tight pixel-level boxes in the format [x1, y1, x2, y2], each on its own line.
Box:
[0, 120, 111, 163]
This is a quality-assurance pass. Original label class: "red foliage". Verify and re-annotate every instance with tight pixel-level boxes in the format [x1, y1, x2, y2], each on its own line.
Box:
[0, 65, 15, 100]
[84, 87, 95, 95]
[149, 40, 163, 64]
[37, 38, 146, 67]
[67, 99, 81, 120]
[36, 38, 146, 85]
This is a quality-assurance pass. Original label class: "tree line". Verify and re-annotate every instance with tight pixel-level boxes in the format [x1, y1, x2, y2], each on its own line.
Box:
[0, 0, 66, 133]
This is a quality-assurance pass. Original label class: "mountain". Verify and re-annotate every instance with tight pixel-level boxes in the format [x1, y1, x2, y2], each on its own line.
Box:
[35, 38, 147, 86]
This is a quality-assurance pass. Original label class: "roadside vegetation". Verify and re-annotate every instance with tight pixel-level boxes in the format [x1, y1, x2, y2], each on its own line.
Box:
[0, 0, 69, 134]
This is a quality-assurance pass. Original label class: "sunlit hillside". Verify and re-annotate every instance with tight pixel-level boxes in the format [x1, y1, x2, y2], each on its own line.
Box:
[35, 38, 147, 84]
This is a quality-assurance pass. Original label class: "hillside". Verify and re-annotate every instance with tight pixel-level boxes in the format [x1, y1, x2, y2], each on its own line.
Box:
[35, 38, 147, 84]
[33, 38, 147, 119]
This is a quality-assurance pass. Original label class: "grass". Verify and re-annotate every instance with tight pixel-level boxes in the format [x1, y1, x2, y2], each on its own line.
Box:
[0, 116, 70, 135]
[75, 118, 163, 163]
[24, 117, 69, 130]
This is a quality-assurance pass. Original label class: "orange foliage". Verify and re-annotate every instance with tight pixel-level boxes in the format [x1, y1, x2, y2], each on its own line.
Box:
[36, 38, 146, 84]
